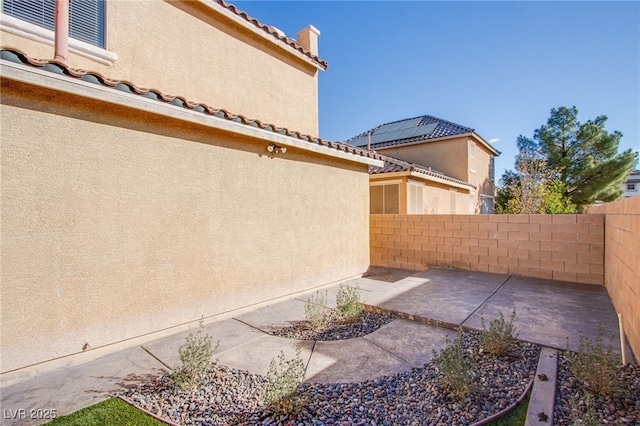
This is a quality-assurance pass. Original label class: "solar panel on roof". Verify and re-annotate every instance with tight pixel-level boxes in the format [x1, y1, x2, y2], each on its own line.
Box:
[412, 122, 438, 138]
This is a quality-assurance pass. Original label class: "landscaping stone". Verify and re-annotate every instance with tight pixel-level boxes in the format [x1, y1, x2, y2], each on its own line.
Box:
[121, 331, 540, 425]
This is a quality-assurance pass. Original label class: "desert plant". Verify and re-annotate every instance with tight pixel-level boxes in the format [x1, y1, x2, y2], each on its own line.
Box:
[263, 347, 306, 415]
[336, 284, 363, 322]
[480, 308, 518, 356]
[432, 328, 478, 399]
[565, 326, 621, 396]
[172, 320, 219, 391]
[304, 290, 329, 331]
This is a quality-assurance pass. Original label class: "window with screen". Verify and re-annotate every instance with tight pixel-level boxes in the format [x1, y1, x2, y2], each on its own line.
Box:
[370, 184, 400, 214]
[2, 0, 105, 48]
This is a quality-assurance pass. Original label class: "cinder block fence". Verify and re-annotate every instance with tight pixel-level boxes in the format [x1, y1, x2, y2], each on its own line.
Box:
[370, 213, 605, 284]
[370, 195, 640, 361]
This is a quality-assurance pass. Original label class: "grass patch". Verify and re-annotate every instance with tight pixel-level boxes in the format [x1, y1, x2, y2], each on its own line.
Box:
[486, 390, 530, 426]
[47, 397, 164, 426]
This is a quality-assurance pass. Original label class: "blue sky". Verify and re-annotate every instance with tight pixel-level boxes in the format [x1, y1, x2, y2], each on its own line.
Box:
[234, 1, 640, 181]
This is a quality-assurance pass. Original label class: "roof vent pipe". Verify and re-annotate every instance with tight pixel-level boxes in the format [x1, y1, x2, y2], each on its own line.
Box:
[54, 0, 70, 64]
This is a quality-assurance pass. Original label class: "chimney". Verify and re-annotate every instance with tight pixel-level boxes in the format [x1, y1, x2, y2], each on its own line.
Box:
[296, 25, 321, 57]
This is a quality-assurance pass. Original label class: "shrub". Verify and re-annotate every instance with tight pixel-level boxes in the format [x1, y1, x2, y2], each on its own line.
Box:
[336, 284, 363, 322]
[565, 326, 621, 396]
[304, 290, 329, 331]
[263, 347, 306, 415]
[432, 328, 478, 399]
[172, 320, 219, 391]
[480, 308, 518, 357]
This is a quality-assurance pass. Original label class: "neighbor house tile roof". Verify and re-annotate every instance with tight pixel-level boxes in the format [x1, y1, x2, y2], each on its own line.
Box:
[345, 115, 475, 149]
[0, 48, 378, 163]
[371, 155, 476, 189]
[216, 0, 328, 70]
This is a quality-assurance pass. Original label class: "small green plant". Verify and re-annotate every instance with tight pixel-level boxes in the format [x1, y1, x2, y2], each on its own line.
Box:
[565, 326, 621, 396]
[172, 320, 219, 391]
[432, 328, 478, 399]
[304, 290, 329, 330]
[336, 284, 363, 322]
[480, 308, 518, 357]
[263, 347, 307, 415]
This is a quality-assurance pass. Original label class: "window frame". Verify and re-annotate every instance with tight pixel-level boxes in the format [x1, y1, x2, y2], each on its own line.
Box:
[370, 181, 401, 214]
[0, 1, 116, 65]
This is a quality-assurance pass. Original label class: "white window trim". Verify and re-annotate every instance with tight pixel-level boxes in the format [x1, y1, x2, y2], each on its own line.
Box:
[0, 13, 117, 66]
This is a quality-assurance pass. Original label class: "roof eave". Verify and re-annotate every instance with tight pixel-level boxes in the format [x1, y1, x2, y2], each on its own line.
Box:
[200, 0, 328, 71]
[471, 132, 501, 156]
[1, 59, 381, 167]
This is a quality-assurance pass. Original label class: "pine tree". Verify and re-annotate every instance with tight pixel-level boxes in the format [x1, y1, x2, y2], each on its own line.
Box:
[497, 107, 637, 213]
[534, 106, 637, 210]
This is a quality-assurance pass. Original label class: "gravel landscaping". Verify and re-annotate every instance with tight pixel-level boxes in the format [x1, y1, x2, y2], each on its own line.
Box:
[121, 329, 539, 425]
[554, 353, 640, 425]
[267, 311, 395, 341]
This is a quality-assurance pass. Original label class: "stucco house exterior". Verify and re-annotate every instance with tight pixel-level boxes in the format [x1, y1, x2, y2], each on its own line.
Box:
[370, 155, 476, 214]
[0, 0, 384, 384]
[346, 115, 500, 214]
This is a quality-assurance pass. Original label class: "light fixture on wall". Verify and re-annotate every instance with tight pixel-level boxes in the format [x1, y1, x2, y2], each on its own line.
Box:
[267, 143, 287, 154]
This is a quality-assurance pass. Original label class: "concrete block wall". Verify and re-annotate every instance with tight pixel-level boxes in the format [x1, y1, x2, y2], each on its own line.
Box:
[370, 214, 605, 284]
[585, 196, 640, 362]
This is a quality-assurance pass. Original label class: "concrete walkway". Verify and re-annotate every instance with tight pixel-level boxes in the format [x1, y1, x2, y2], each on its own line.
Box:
[0, 267, 629, 425]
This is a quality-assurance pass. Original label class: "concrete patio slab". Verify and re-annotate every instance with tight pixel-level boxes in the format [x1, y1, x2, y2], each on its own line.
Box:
[233, 298, 311, 333]
[306, 337, 412, 383]
[214, 334, 313, 377]
[462, 275, 622, 353]
[371, 268, 509, 324]
[363, 318, 457, 368]
[143, 318, 266, 369]
[0, 346, 167, 425]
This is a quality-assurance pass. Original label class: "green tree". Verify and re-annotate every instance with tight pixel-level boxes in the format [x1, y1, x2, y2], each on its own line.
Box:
[497, 107, 637, 213]
[535, 106, 637, 210]
[496, 136, 575, 214]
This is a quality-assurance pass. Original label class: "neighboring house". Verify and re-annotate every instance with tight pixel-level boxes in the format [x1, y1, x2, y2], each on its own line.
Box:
[623, 169, 640, 198]
[346, 115, 500, 213]
[0, 1, 384, 384]
[370, 155, 476, 214]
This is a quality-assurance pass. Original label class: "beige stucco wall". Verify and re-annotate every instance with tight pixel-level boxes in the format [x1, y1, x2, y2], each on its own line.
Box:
[422, 183, 472, 214]
[377, 138, 469, 182]
[0, 0, 321, 135]
[0, 80, 369, 377]
[375, 136, 496, 210]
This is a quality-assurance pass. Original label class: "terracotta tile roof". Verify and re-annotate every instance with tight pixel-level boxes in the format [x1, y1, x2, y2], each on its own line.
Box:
[215, 0, 328, 70]
[0, 47, 379, 163]
[370, 155, 476, 189]
[345, 115, 475, 149]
